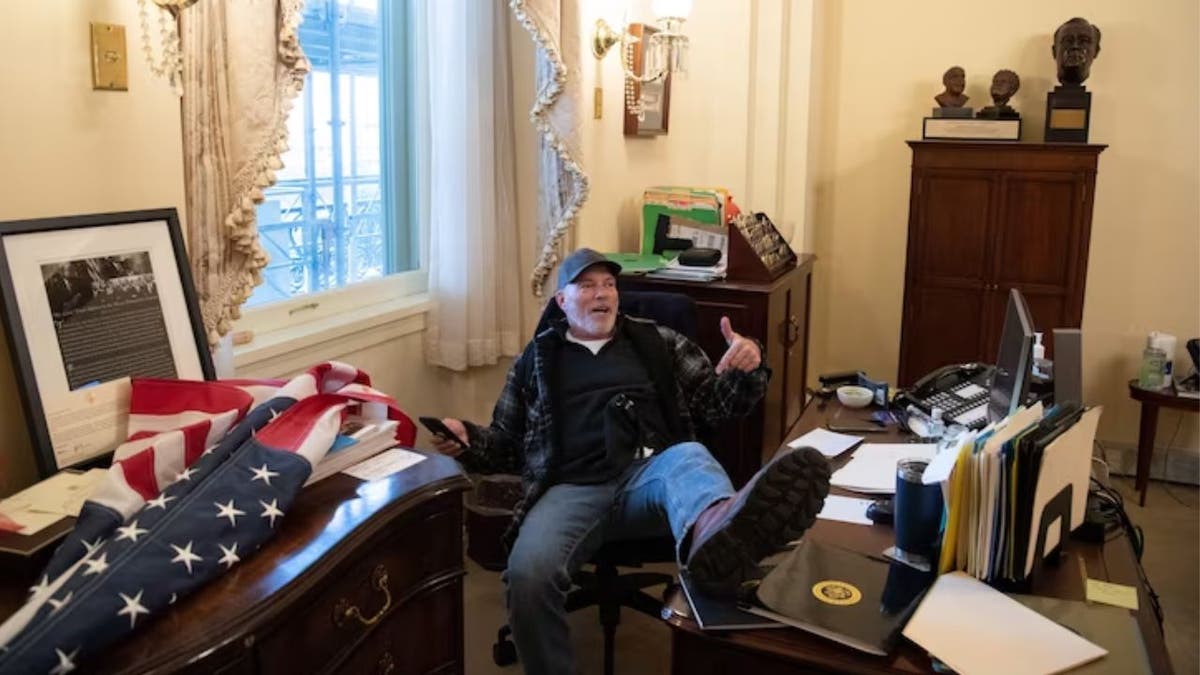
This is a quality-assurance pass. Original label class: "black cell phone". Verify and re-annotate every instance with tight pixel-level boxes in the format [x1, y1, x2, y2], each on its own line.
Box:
[419, 416, 468, 449]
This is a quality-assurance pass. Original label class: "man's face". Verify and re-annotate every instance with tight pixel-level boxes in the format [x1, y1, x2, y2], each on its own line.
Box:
[556, 266, 619, 339]
[991, 73, 1015, 99]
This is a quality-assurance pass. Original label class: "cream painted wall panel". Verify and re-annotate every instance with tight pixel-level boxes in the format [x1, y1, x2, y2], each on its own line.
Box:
[808, 0, 1200, 450]
[0, 0, 186, 496]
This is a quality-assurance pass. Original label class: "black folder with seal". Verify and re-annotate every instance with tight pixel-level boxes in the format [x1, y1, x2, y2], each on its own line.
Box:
[746, 540, 933, 655]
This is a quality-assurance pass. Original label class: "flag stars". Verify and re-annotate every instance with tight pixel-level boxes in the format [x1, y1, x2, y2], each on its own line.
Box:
[117, 590, 150, 629]
[215, 499, 246, 527]
[217, 542, 241, 569]
[115, 520, 148, 543]
[174, 466, 198, 483]
[249, 463, 279, 487]
[146, 493, 175, 510]
[82, 553, 110, 577]
[47, 591, 72, 613]
[29, 575, 50, 596]
[170, 541, 203, 575]
[81, 538, 103, 555]
[259, 498, 284, 528]
[49, 646, 79, 675]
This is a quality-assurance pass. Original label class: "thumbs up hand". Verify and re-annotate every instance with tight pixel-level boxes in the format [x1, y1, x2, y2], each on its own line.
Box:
[715, 316, 762, 374]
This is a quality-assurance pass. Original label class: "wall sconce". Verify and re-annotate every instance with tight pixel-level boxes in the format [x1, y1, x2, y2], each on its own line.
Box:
[593, 0, 692, 121]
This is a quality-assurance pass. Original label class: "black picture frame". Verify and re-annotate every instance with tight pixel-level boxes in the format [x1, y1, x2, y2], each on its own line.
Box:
[0, 209, 213, 477]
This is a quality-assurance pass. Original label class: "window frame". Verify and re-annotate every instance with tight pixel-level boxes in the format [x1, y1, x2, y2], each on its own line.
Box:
[236, 0, 425, 342]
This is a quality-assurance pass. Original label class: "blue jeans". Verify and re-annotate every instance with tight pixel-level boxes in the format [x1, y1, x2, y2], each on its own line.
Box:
[503, 442, 734, 675]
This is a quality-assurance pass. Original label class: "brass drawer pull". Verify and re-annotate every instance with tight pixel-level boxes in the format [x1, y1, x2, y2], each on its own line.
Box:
[785, 315, 801, 347]
[333, 565, 392, 628]
[377, 651, 395, 674]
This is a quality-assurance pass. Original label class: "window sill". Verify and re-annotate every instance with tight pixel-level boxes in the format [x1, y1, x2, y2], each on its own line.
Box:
[233, 294, 432, 376]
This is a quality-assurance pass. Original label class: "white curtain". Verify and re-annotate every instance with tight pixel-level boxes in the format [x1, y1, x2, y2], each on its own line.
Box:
[178, 0, 309, 346]
[510, 0, 590, 297]
[419, 0, 523, 370]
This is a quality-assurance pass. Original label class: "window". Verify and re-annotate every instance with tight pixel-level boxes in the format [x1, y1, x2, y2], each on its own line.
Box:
[248, 0, 416, 310]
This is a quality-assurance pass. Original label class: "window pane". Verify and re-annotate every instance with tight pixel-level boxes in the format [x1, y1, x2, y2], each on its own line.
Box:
[249, 0, 402, 308]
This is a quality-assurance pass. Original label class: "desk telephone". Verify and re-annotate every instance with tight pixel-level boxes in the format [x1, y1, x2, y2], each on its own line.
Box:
[896, 363, 995, 429]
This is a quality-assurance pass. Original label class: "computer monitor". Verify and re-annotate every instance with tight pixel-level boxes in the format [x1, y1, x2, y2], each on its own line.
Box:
[988, 288, 1036, 423]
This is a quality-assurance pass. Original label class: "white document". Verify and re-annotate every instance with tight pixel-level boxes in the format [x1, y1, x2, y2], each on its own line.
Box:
[788, 428, 863, 457]
[829, 444, 937, 494]
[815, 495, 873, 526]
[342, 448, 427, 481]
[0, 469, 105, 536]
[922, 431, 976, 485]
[902, 572, 1106, 675]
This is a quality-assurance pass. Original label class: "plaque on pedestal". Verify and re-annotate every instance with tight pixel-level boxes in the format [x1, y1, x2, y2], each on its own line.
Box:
[1044, 85, 1091, 142]
[922, 117, 1021, 141]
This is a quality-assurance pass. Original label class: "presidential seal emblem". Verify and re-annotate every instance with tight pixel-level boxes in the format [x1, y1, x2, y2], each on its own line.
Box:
[811, 580, 862, 606]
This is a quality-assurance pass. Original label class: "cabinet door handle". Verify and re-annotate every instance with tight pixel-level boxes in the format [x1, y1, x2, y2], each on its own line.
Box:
[377, 651, 395, 675]
[786, 316, 801, 347]
[333, 564, 392, 628]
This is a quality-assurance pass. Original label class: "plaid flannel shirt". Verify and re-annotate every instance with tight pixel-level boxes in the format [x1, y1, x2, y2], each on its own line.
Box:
[459, 315, 769, 548]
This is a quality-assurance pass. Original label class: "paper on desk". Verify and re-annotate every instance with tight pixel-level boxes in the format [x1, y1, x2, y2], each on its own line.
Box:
[788, 428, 863, 457]
[1086, 579, 1139, 611]
[902, 572, 1106, 675]
[814, 495, 873, 526]
[0, 469, 106, 535]
[343, 448, 427, 481]
[829, 444, 937, 494]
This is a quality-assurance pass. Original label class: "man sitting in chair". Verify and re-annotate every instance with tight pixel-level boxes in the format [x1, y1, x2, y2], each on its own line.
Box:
[430, 248, 830, 674]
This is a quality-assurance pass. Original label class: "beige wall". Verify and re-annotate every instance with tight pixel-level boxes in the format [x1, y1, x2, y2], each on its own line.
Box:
[806, 1, 1200, 453]
[0, 0, 186, 496]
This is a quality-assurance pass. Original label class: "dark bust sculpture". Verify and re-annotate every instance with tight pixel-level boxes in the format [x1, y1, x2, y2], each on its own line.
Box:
[934, 66, 969, 108]
[1053, 17, 1101, 86]
[977, 69, 1021, 119]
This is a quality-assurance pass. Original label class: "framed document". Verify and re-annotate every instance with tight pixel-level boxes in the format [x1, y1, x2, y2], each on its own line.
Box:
[0, 209, 213, 476]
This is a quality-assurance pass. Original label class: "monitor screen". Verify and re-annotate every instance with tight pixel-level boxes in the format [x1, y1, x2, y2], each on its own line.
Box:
[989, 289, 1036, 423]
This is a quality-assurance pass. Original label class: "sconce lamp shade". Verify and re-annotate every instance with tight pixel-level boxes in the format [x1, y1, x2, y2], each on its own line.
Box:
[651, 0, 692, 20]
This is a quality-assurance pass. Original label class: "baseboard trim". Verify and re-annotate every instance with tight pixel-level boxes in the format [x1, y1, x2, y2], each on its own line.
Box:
[1096, 440, 1200, 486]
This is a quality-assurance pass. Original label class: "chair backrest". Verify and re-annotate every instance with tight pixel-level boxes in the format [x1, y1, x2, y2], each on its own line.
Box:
[536, 289, 699, 339]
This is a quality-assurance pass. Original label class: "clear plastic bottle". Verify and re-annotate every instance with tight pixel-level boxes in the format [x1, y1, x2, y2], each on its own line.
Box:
[1138, 336, 1167, 389]
[929, 407, 946, 439]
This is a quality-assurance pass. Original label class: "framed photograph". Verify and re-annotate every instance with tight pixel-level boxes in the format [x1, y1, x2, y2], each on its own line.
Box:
[623, 22, 672, 137]
[0, 209, 213, 477]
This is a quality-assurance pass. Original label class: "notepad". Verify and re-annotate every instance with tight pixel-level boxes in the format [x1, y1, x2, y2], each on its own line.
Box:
[829, 444, 937, 494]
[814, 495, 873, 526]
[902, 572, 1107, 675]
[788, 428, 864, 457]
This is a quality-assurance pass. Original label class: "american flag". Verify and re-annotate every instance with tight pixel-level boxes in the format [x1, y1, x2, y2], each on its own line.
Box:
[0, 362, 415, 674]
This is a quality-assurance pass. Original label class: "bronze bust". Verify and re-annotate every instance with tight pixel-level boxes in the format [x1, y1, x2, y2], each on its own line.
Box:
[934, 66, 969, 108]
[1053, 17, 1101, 86]
[977, 69, 1021, 119]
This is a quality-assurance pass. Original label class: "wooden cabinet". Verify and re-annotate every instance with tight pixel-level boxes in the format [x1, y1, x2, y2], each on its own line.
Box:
[0, 454, 472, 674]
[898, 141, 1105, 386]
[620, 256, 814, 486]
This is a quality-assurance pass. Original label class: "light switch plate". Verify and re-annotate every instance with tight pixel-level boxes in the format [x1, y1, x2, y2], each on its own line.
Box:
[91, 22, 128, 91]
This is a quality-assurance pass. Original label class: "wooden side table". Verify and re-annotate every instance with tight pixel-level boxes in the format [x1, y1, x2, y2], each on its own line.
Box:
[1128, 380, 1200, 506]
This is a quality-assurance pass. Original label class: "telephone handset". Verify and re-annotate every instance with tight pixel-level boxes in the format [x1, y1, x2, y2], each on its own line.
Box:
[896, 362, 995, 429]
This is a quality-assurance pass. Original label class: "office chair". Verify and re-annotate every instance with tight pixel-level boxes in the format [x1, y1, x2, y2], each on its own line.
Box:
[490, 290, 699, 674]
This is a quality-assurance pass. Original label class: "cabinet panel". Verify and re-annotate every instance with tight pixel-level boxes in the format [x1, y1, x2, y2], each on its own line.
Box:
[916, 173, 994, 281]
[993, 175, 1079, 288]
[904, 285, 987, 381]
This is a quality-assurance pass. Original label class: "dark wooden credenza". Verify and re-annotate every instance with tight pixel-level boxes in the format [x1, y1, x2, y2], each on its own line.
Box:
[899, 141, 1105, 386]
[0, 452, 470, 674]
[620, 256, 814, 487]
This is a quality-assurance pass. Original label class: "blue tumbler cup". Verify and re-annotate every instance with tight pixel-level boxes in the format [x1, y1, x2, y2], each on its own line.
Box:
[893, 458, 944, 560]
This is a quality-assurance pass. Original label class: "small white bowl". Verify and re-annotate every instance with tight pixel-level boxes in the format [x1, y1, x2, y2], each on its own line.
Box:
[836, 385, 874, 409]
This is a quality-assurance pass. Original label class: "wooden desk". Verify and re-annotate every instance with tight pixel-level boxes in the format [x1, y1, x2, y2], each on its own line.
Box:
[665, 399, 1173, 675]
[1128, 380, 1200, 506]
[0, 452, 471, 674]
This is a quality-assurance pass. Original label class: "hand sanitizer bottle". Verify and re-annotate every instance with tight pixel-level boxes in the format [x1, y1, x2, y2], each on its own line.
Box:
[929, 407, 946, 439]
[1032, 333, 1047, 378]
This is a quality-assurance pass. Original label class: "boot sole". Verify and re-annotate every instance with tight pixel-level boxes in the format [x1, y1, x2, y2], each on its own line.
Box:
[687, 446, 831, 592]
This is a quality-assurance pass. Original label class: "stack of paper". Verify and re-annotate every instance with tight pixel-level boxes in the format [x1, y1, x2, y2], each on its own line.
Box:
[0, 469, 106, 536]
[788, 428, 863, 457]
[929, 403, 1103, 584]
[829, 444, 937, 494]
[902, 572, 1107, 675]
[304, 418, 399, 486]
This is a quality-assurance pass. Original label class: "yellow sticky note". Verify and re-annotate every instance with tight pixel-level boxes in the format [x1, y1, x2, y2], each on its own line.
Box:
[1085, 579, 1139, 610]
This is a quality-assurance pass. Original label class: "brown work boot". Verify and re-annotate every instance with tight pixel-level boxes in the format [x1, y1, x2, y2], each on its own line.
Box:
[685, 446, 830, 595]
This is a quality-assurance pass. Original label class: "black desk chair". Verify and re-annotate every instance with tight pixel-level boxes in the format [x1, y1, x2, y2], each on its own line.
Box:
[491, 291, 698, 674]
